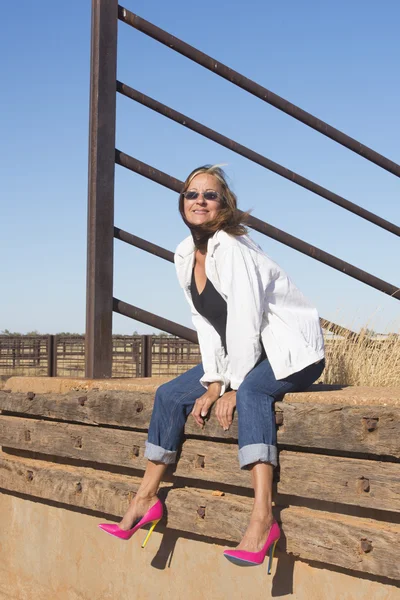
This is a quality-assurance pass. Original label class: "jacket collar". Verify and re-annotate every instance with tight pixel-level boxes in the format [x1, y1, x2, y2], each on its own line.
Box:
[175, 230, 224, 259]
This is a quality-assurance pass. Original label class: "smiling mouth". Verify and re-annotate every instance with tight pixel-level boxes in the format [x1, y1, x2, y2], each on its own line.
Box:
[193, 210, 208, 214]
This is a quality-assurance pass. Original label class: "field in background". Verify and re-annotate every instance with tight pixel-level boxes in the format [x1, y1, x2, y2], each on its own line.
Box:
[0, 328, 399, 387]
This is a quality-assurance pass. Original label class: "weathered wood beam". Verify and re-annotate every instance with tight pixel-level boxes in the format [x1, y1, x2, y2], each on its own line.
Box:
[0, 452, 398, 580]
[1, 416, 399, 512]
[278, 451, 400, 512]
[1, 391, 399, 457]
[0, 415, 249, 488]
[277, 402, 399, 457]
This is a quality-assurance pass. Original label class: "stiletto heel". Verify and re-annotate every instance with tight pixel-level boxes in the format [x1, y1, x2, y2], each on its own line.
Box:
[267, 539, 278, 574]
[98, 499, 163, 543]
[141, 519, 160, 548]
[223, 519, 280, 573]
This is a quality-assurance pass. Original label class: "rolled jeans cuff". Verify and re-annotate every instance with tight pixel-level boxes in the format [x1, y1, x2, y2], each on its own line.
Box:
[144, 441, 177, 464]
[239, 443, 278, 469]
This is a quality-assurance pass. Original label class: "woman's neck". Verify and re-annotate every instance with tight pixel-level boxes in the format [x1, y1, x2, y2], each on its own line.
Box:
[191, 229, 211, 253]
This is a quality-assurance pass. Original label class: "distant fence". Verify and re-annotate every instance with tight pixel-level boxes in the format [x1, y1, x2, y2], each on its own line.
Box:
[0, 335, 201, 379]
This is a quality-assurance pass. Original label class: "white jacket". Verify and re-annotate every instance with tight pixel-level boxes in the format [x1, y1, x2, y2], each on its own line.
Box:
[174, 230, 325, 395]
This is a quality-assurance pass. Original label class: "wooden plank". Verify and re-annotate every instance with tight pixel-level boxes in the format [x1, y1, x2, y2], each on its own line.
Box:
[0, 389, 238, 438]
[280, 506, 400, 581]
[278, 451, 400, 512]
[0, 390, 155, 429]
[0, 452, 399, 580]
[277, 402, 400, 457]
[1, 416, 400, 512]
[0, 415, 251, 488]
[1, 390, 399, 457]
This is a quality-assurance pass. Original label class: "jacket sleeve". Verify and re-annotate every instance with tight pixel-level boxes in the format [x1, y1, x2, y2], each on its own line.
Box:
[219, 244, 266, 390]
[184, 290, 230, 396]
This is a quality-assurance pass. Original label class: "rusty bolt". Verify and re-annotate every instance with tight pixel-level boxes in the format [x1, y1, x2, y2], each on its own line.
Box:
[360, 539, 373, 553]
[363, 417, 379, 432]
[26, 470, 34, 481]
[74, 437, 83, 449]
[75, 482, 82, 493]
[27, 392, 35, 400]
[132, 446, 140, 458]
[24, 430, 31, 442]
[197, 506, 206, 519]
[135, 401, 144, 414]
[275, 413, 284, 426]
[195, 455, 205, 469]
[78, 396, 86, 406]
[361, 478, 370, 493]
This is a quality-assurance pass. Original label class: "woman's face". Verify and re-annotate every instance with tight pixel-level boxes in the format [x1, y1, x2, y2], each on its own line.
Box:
[183, 173, 223, 227]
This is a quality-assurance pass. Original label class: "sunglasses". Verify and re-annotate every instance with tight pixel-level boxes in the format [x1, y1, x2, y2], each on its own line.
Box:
[183, 190, 221, 201]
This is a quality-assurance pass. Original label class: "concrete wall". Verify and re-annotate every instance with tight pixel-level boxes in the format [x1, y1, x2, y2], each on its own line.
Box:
[0, 492, 398, 600]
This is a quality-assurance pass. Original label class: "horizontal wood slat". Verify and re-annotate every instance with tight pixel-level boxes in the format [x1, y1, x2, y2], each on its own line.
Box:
[1, 416, 399, 512]
[0, 415, 251, 488]
[0, 452, 398, 580]
[1, 390, 399, 457]
[278, 402, 400, 457]
[278, 451, 400, 512]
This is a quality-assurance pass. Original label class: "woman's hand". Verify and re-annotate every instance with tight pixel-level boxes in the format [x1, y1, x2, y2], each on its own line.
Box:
[191, 382, 221, 428]
[215, 391, 237, 431]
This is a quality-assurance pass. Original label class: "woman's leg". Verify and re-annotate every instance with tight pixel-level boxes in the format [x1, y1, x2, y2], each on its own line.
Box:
[119, 461, 169, 530]
[235, 357, 325, 550]
[119, 363, 205, 529]
[233, 462, 275, 552]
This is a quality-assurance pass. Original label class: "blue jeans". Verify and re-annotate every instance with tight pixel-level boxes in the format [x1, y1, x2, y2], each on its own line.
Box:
[145, 356, 325, 469]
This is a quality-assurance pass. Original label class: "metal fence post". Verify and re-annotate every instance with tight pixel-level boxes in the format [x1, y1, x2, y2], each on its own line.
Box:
[140, 335, 153, 378]
[52, 335, 58, 377]
[47, 335, 55, 377]
[140, 335, 146, 378]
[85, 0, 118, 379]
[145, 335, 153, 377]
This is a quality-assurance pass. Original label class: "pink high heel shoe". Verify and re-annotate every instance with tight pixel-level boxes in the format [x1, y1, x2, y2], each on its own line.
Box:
[223, 519, 280, 574]
[98, 499, 163, 547]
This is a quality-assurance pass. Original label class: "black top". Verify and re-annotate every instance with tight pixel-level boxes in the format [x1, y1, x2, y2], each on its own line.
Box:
[190, 268, 228, 354]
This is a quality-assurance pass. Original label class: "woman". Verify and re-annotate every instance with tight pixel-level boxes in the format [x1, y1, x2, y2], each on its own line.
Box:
[99, 165, 325, 572]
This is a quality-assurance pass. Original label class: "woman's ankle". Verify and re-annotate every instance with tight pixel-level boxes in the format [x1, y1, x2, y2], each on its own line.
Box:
[134, 490, 158, 503]
[251, 506, 274, 523]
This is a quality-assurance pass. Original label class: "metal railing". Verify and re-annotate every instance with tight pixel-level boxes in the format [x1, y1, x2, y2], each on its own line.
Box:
[0, 335, 202, 379]
[86, 0, 400, 378]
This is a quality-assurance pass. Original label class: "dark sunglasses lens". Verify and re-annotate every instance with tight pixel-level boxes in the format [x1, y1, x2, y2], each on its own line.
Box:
[184, 191, 198, 200]
[203, 192, 219, 200]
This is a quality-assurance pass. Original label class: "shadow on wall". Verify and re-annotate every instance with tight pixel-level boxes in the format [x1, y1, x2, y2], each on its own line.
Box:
[1, 487, 399, 595]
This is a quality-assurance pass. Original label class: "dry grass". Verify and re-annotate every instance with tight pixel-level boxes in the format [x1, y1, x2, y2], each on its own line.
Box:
[320, 324, 400, 387]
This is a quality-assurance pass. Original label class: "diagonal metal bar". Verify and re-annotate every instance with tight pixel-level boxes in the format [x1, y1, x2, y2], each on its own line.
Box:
[117, 81, 400, 238]
[115, 150, 400, 301]
[114, 226, 174, 261]
[114, 226, 359, 339]
[113, 298, 198, 343]
[118, 5, 400, 178]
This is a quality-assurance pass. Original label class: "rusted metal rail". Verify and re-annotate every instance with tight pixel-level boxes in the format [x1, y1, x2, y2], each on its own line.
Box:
[113, 299, 198, 343]
[117, 81, 400, 238]
[118, 5, 400, 179]
[115, 151, 400, 301]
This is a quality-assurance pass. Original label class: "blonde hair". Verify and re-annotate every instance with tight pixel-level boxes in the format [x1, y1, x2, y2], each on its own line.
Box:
[179, 165, 250, 249]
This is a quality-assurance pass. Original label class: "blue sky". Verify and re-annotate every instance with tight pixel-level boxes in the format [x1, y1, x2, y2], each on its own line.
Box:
[1, 0, 399, 335]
